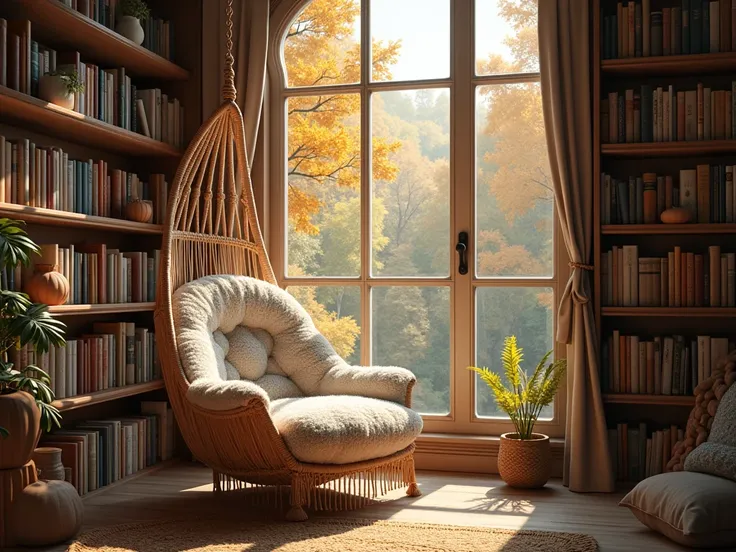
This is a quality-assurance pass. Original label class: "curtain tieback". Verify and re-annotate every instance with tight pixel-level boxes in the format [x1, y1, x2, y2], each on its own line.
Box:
[569, 261, 594, 271]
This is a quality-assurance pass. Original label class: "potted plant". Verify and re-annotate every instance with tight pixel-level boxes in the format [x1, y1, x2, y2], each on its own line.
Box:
[116, 0, 150, 46]
[0, 219, 66, 470]
[38, 69, 84, 110]
[470, 336, 566, 489]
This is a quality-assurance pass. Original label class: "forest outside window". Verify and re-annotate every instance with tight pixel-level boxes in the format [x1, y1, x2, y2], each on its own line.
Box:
[270, 0, 563, 436]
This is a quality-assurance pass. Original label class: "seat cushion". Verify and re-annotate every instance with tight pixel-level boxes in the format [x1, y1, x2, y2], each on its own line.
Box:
[685, 385, 736, 482]
[270, 395, 423, 464]
[619, 471, 736, 548]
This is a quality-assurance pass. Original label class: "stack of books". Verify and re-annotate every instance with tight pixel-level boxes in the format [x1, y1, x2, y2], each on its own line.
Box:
[602, 84, 736, 144]
[601, 245, 736, 307]
[0, 19, 56, 95]
[58, 1, 175, 61]
[14, 322, 160, 398]
[136, 88, 185, 148]
[40, 401, 175, 495]
[0, 134, 168, 221]
[601, 331, 731, 394]
[602, 165, 736, 224]
[608, 423, 684, 482]
[601, 0, 736, 59]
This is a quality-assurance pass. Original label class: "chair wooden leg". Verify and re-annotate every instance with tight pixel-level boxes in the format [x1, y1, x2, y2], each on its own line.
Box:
[406, 459, 421, 497]
[286, 476, 309, 521]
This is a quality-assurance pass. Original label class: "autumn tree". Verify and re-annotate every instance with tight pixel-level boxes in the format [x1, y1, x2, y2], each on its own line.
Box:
[284, 0, 401, 234]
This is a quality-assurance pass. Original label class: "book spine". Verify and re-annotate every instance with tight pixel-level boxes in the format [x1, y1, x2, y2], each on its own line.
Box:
[683, 0, 692, 53]
[710, 245, 721, 306]
[711, 1, 720, 52]
[651, 11, 663, 55]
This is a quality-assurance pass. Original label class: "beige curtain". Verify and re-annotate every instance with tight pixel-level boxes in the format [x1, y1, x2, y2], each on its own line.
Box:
[539, 0, 615, 492]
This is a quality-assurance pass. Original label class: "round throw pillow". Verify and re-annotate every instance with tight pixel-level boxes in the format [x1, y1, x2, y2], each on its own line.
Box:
[668, 351, 736, 472]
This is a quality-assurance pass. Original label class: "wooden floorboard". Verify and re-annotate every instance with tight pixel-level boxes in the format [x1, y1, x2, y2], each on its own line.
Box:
[23, 463, 682, 552]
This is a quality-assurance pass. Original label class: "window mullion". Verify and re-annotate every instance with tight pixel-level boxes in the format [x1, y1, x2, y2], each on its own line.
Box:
[360, 0, 371, 366]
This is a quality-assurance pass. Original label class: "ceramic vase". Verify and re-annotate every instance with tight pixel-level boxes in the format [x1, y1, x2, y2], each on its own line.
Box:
[25, 264, 70, 306]
[498, 432, 551, 489]
[116, 15, 145, 45]
[32, 447, 66, 481]
[9, 480, 83, 546]
[0, 391, 41, 469]
[38, 75, 75, 110]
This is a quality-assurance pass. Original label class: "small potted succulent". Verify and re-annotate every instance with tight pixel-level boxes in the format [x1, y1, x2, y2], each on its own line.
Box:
[116, 0, 151, 46]
[0, 219, 66, 471]
[470, 336, 566, 489]
[38, 69, 84, 110]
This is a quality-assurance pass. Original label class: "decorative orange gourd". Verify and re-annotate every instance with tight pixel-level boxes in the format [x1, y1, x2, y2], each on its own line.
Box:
[125, 198, 154, 223]
[24, 264, 69, 306]
[9, 480, 83, 546]
[660, 207, 691, 224]
[0, 391, 40, 469]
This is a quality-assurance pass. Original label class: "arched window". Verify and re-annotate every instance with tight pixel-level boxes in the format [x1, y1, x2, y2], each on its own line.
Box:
[269, 0, 563, 436]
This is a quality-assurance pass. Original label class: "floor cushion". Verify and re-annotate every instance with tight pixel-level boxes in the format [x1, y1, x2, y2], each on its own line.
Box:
[619, 471, 736, 548]
[270, 395, 423, 464]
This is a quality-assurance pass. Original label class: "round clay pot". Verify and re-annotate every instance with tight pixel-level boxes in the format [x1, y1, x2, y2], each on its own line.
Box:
[116, 15, 145, 45]
[660, 207, 692, 224]
[498, 432, 551, 489]
[0, 391, 41, 469]
[38, 74, 75, 110]
[125, 198, 154, 223]
[9, 480, 83, 546]
[33, 447, 66, 481]
[25, 264, 70, 306]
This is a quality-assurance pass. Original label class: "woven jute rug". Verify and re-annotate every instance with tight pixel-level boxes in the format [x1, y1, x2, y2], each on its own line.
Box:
[69, 518, 599, 551]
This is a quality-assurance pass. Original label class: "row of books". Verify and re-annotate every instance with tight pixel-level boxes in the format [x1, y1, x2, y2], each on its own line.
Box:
[602, 84, 736, 144]
[0, 134, 169, 222]
[0, 20, 184, 147]
[601, 165, 736, 224]
[601, 245, 736, 307]
[16, 323, 160, 398]
[40, 402, 175, 495]
[601, 332, 730, 395]
[58, 0, 175, 61]
[602, 1, 736, 59]
[608, 423, 684, 483]
[2, 243, 161, 305]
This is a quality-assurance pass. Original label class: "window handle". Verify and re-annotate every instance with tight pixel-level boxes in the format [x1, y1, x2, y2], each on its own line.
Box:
[456, 231, 468, 275]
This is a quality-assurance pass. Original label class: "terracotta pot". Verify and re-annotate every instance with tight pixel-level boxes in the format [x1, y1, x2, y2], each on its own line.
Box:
[25, 263, 70, 306]
[38, 74, 75, 110]
[0, 391, 41, 469]
[125, 198, 154, 223]
[33, 447, 66, 481]
[498, 432, 551, 489]
[116, 15, 145, 45]
[9, 480, 83, 546]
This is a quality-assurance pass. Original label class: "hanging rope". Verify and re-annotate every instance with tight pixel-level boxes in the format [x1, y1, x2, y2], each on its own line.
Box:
[222, 0, 237, 102]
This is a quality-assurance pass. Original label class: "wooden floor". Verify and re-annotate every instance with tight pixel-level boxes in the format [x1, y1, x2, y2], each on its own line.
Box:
[30, 462, 683, 552]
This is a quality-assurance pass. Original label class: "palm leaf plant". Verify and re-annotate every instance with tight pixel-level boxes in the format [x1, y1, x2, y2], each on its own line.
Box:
[0, 219, 66, 437]
[469, 336, 566, 440]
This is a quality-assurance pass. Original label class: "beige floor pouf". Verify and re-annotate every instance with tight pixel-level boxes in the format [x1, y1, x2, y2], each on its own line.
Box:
[9, 480, 83, 546]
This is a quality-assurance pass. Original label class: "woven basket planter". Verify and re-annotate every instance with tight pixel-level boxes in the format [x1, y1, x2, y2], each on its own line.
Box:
[498, 432, 551, 489]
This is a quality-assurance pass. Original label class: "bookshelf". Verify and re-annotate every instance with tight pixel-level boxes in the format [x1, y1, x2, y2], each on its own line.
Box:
[0, 0, 202, 502]
[593, 0, 736, 485]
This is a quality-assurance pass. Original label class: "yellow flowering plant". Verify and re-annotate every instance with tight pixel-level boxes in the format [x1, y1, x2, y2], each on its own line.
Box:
[469, 336, 566, 440]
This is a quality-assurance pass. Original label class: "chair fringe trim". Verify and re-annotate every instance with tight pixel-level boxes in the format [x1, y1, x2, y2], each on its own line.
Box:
[213, 455, 416, 512]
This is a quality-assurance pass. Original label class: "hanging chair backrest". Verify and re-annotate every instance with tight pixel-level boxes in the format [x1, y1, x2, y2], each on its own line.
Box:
[155, 2, 275, 398]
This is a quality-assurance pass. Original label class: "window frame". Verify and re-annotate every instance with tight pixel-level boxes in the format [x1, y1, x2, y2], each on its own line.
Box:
[267, 0, 568, 438]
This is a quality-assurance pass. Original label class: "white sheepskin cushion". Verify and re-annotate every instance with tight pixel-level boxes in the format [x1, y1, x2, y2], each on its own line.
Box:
[270, 395, 423, 464]
[172, 275, 417, 412]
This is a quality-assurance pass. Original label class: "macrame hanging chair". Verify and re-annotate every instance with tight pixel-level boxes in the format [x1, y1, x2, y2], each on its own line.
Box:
[153, 0, 420, 521]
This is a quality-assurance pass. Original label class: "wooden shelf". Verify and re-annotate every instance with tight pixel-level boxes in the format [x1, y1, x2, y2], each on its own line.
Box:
[602, 307, 736, 317]
[81, 459, 178, 501]
[0, 203, 163, 234]
[7, 0, 189, 80]
[601, 52, 736, 76]
[602, 140, 736, 157]
[603, 393, 695, 406]
[52, 380, 164, 412]
[48, 303, 155, 316]
[0, 86, 181, 158]
[602, 223, 736, 235]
